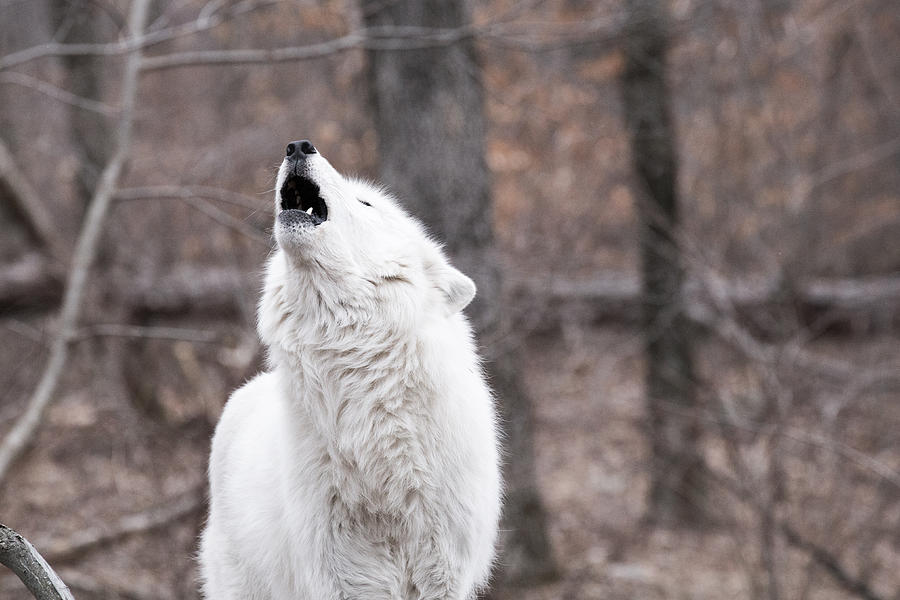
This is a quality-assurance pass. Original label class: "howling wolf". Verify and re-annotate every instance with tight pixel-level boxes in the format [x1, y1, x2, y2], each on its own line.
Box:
[199, 140, 502, 600]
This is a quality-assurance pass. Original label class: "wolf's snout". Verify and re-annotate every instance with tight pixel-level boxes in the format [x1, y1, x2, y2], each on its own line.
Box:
[286, 139, 317, 158]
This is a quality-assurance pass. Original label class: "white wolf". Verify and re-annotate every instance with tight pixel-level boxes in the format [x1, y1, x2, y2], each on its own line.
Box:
[199, 140, 502, 600]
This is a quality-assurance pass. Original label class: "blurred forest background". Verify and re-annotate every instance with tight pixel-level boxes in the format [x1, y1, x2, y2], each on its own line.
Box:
[1, 0, 899, 598]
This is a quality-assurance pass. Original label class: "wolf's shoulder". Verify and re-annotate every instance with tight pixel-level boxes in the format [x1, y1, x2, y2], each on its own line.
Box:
[219, 371, 278, 425]
[208, 372, 280, 488]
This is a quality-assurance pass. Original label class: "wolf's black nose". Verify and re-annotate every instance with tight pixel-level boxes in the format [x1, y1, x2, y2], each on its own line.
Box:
[286, 140, 317, 157]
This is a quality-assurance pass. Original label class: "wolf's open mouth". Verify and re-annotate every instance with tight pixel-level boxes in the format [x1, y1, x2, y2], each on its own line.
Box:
[280, 174, 328, 225]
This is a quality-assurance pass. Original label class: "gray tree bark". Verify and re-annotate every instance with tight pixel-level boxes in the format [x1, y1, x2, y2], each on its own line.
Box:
[50, 0, 116, 205]
[0, 524, 75, 600]
[621, 0, 704, 524]
[361, 0, 557, 585]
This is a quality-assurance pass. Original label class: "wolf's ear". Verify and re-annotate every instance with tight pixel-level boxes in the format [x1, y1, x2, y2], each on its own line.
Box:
[426, 259, 476, 314]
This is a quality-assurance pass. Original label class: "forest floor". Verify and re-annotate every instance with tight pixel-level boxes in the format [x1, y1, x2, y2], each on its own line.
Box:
[1, 321, 897, 599]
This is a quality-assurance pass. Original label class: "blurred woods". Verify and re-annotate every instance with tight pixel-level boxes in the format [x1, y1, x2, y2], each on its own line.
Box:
[0, 0, 898, 599]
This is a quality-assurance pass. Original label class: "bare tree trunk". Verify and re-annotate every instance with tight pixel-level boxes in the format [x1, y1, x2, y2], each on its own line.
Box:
[620, 0, 704, 525]
[49, 0, 115, 205]
[361, 0, 557, 585]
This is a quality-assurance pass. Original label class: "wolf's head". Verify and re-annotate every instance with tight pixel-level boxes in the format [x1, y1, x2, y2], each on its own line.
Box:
[263, 140, 476, 341]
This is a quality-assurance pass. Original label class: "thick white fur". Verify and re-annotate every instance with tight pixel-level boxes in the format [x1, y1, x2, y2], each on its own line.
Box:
[199, 149, 502, 599]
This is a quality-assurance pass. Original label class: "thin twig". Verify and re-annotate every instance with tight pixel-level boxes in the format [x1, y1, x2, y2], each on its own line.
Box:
[0, 0, 152, 486]
[1, 6, 691, 74]
[182, 196, 270, 244]
[116, 184, 265, 210]
[808, 136, 900, 192]
[43, 487, 205, 562]
[0, 0, 281, 71]
[138, 19, 627, 71]
[2, 319, 46, 346]
[709, 470, 888, 600]
[115, 185, 269, 242]
[140, 30, 369, 71]
[780, 523, 886, 600]
[0, 137, 61, 259]
[0, 72, 118, 115]
[663, 399, 900, 491]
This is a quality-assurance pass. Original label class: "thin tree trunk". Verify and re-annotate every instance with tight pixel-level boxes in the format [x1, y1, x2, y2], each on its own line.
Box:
[50, 0, 115, 206]
[0, 0, 151, 485]
[620, 0, 704, 525]
[361, 0, 557, 585]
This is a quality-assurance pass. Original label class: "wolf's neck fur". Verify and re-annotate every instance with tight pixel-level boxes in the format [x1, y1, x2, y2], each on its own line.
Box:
[261, 253, 439, 514]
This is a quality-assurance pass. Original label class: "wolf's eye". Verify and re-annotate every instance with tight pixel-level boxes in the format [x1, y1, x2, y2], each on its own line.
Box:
[358, 199, 372, 207]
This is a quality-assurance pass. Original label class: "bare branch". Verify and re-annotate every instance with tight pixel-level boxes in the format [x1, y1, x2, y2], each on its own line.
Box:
[0, 137, 61, 258]
[722, 410, 900, 490]
[0, 0, 152, 485]
[139, 30, 370, 71]
[0, 0, 281, 71]
[0, 41, 120, 71]
[182, 196, 270, 244]
[688, 273, 900, 382]
[0, 72, 118, 115]
[1, 3, 695, 75]
[657, 385, 900, 491]
[0, 523, 75, 600]
[43, 487, 205, 562]
[808, 136, 900, 192]
[709, 470, 889, 600]
[115, 185, 269, 243]
[781, 523, 886, 600]
[1, 10, 633, 75]
[2, 319, 46, 346]
[853, 12, 900, 114]
[116, 184, 266, 210]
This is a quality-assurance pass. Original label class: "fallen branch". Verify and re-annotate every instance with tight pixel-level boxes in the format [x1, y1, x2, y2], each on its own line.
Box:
[43, 487, 205, 562]
[515, 273, 900, 332]
[0, 523, 75, 600]
[0, 0, 152, 485]
[126, 265, 251, 317]
[70, 324, 218, 343]
[0, 252, 62, 311]
[781, 523, 885, 600]
[0, 263, 250, 319]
